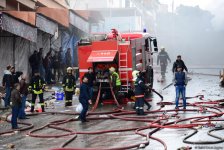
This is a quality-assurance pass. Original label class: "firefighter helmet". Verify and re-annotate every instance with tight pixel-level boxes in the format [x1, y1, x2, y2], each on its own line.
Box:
[132, 70, 140, 81]
[67, 67, 73, 73]
[160, 46, 165, 51]
[109, 67, 115, 72]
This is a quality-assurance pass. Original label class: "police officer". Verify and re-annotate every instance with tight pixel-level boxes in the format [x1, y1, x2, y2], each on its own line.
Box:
[134, 71, 150, 115]
[109, 67, 121, 103]
[157, 47, 171, 78]
[29, 70, 46, 112]
[62, 67, 76, 107]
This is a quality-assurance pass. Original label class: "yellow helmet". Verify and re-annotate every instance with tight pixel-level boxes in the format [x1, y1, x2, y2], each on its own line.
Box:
[109, 67, 115, 72]
[67, 67, 73, 73]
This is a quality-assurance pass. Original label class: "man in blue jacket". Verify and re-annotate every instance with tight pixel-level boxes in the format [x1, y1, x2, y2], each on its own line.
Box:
[79, 76, 92, 122]
[173, 65, 188, 109]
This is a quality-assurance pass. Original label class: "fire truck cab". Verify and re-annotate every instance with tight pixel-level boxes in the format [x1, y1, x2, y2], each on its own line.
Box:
[78, 30, 158, 104]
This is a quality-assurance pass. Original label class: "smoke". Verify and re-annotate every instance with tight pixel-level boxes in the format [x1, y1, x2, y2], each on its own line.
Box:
[159, 0, 224, 31]
[206, 0, 224, 31]
[156, 4, 224, 66]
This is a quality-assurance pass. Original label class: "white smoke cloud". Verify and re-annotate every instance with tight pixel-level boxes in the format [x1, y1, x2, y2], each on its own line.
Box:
[159, 0, 224, 31]
[205, 0, 224, 31]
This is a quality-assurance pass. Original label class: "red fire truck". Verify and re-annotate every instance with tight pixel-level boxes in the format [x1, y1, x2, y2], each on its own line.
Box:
[77, 29, 158, 108]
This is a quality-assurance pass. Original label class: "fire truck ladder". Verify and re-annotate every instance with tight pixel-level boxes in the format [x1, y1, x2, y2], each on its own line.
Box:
[119, 52, 129, 93]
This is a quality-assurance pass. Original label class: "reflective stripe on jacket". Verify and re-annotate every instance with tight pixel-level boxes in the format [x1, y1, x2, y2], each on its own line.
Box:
[62, 74, 76, 92]
[29, 76, 45, 95]
[111, 72, 121, 86]
[134, 77, 147, 97]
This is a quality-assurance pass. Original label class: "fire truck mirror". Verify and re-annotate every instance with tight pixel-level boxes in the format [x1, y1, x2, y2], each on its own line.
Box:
[153, 39, 158, 51]
[154, 47, 158, 52]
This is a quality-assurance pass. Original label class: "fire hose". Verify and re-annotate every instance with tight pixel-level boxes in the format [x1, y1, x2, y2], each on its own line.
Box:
[0, 96, 224, 149]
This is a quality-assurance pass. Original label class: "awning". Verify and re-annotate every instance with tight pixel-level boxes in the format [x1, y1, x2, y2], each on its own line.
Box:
[36, 14, 58, 35]
[0, 13, 37, 42]
[87, 50, 118, 62]
[69, 10, 89, 33]
[37, 7, 69, 27]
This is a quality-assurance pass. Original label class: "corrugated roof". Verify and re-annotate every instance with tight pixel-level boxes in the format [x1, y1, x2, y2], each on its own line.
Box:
[3, 11, 36, 26]
[37, 7, 69, 27]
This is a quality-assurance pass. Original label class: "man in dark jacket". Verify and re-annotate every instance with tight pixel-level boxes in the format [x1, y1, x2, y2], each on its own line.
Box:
[2, 65, 13, 107]
[84, 67, 96, 99]
[65, 48, 72, 68]
[134, 71, 151, 115]
[172, 55, 188, 73]
[52, 51, 60, 82]
[38, 48, 45, 78]
[157, 47, 171, 78]
[29, 71, 46, 112]
[58, 47, 65, 77]
[18, 75, 29, 119]
[79, 76, 92, 122]
[44, 50, 52, 84]
[11, 83, 21, 129]
[11, 67, 23, 84]
[29, 51, 39, 76]
[62, 67, 76, 107]
[173, 65, 188, 109]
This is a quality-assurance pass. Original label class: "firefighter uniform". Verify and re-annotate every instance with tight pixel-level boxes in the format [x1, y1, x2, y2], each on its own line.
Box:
[109, 67, 121, 103]
[62, 67, 76, 107]
[157, 47, 171, 78]
[29, 73, 46, 112]
[134, 73, 149, 115]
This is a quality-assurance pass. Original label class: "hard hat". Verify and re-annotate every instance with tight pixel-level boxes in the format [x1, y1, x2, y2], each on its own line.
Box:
[132, 70, 140, 80]
[160, 46, 165, 51]
[109, 67, 115, 72]
[67, 67, 73, 72]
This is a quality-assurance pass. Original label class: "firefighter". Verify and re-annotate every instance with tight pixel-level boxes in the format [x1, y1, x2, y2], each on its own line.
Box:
[134, 71, 151, 115]
[109, 67, 121, 103]
[157, 47, 171, 78]
[29, 70, 46, 112]
[62, 67, 76, 107]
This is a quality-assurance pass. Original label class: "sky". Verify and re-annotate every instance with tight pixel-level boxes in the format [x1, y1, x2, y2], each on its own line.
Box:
[159, 0, 224, 31]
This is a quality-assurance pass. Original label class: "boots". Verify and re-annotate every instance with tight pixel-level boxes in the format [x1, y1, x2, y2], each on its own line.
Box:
[139, 109, 146, 116]
[136, 108, 140, 115]
[31, 106, 34, 112]
[41, 105, 45, 112]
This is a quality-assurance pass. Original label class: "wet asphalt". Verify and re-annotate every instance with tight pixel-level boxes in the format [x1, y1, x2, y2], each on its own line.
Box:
[0, 67, 224, 150]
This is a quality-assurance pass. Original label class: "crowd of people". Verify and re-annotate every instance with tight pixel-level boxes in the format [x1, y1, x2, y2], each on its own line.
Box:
[0, 45, 190, 128]
[29, 47, 72, 84]
[0, 47, 74, 129]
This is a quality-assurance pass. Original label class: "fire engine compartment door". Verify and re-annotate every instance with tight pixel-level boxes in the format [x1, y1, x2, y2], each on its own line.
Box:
[87, 50, 118, 62]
